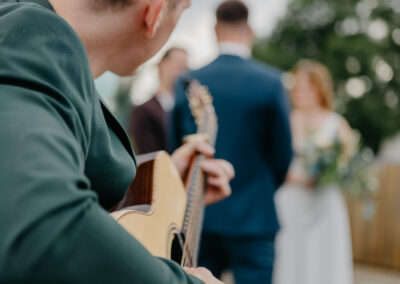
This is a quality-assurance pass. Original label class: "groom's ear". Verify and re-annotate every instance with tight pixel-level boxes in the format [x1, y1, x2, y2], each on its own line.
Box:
[246, 24, 255, 42]
[144, 0, 167, 38]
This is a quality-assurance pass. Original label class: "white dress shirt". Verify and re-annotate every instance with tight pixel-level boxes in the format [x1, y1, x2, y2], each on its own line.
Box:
[156, 92, 175, 112]
[219, 41, 252, 59]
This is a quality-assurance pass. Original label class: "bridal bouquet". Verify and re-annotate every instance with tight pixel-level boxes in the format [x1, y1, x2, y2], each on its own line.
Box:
[301, 132, 378, 196]
[340, 148, 379, 197]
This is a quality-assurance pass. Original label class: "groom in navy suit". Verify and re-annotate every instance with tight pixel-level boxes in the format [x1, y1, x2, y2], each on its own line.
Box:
[170, 1, 293, 283]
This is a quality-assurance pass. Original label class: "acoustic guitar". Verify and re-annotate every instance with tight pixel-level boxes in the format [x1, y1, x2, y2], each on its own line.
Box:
[111, 80, 217, 268]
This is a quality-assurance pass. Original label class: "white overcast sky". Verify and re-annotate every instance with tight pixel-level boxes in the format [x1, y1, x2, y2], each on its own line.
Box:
[165, 0, 290, 67]
[96, 0, 290, 105]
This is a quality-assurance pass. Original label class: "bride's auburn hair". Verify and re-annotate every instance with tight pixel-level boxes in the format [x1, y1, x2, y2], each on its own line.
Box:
[291, 60, 334, 110]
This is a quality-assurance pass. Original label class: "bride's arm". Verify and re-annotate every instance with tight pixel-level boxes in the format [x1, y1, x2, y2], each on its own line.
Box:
[337, 117, 357, 158]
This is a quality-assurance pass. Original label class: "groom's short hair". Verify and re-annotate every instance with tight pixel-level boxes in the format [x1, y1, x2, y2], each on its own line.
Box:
[216, 0, 249, 24]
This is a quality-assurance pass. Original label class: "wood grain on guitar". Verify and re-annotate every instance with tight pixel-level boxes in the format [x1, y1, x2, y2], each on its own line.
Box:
[111, 80, 217, 267]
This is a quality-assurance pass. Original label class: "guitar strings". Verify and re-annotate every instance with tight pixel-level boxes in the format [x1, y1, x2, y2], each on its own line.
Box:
[189, 112, 209, 266]
[184, 106, 217, 267]
[184, 157, 203, 267]
[182, 85, 218, 268]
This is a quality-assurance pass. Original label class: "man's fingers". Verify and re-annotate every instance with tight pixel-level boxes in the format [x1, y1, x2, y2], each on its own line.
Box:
[201, 160, 224, 177]
[204, 187, 230, 206]
[204, 177, 232, 205]
[219, 160, 235, 179]
[172, 141, 234, 206]
[171, 138, 216, 179]
[206, 177, 224, 187]
[201, 159, 235, 179]
[183, 267, 224, 284]
[194, 140, 215, 157]
[206, 179, 231, 197]
[184, 139, 215, 158]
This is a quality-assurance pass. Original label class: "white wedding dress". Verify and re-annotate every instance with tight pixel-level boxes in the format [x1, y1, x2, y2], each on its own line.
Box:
[273, 113, 354, 284]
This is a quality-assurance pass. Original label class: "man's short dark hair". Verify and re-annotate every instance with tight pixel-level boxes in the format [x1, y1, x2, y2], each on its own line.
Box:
[161, 47, 187, 62]
[216, 0, 248, 24]
[92, 0, 133, 9]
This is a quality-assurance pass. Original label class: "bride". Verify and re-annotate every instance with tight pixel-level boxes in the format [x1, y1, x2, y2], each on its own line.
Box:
[273, 60, 354, 284]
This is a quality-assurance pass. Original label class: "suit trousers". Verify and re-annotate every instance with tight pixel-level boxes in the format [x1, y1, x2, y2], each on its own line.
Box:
[199, 233, 276, 284]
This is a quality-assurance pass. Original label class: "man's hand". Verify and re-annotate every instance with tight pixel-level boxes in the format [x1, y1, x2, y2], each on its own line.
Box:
[184, 267, 224, 284]
[201, 159, 234, 205]
[171, 138, 234, 206]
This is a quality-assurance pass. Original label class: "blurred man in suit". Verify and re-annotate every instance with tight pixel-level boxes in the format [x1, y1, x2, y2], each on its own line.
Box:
[170, 1, 293, 283]
[129, 47, 188, 154]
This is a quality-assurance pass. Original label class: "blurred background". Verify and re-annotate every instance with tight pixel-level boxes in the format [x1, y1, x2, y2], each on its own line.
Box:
[95, 0, 400, 283]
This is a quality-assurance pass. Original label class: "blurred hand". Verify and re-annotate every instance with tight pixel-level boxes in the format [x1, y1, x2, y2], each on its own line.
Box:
[171, 137, 234, 206]
[184, 267, 224, 284]
[171, 138, 215, 178]
[286, 172, 314, 189]
[201, 159, 234, 205]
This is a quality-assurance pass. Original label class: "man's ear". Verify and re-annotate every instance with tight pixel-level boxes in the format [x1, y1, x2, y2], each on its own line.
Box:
[214, 24, 220, 39]
[246, 24, 256, 42]
[144, 0, 166, 38]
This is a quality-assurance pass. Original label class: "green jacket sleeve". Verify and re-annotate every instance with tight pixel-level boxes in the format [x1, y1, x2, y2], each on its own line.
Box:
[0, 3, 202, 283]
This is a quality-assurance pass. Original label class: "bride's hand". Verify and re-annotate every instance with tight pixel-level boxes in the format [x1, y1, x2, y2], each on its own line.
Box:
[286, 173, 314, 189]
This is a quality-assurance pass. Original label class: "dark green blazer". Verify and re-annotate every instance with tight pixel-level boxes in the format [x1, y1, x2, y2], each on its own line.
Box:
[0, 1, 201, 283]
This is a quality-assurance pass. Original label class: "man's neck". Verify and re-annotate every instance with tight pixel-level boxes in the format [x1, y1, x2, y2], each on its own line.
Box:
[48, 0, 141, 78]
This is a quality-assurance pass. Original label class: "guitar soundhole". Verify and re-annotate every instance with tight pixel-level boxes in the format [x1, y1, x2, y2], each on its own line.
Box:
[171, 233, 185, 264]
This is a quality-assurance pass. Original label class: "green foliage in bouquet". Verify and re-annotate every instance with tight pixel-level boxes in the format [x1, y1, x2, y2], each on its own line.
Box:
[301, 133, 378, 196]
[341, 148, 379, 197]
[302, 136, 342, 187]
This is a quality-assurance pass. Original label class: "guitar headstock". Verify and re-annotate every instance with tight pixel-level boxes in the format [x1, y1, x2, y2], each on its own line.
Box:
[184, 79, 218, 147]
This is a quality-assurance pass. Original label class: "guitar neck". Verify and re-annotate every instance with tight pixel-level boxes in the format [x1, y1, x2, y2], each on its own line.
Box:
[182, 132, 216, 267]
[181, 154, 206, 267]
[181, 79, 217, 267]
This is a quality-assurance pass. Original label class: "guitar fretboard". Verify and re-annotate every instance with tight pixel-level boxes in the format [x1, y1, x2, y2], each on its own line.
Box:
[181, 80, 217, 268]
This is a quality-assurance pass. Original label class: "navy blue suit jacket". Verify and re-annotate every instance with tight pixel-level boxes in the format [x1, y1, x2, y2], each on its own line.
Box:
[170, 55, 293, 236]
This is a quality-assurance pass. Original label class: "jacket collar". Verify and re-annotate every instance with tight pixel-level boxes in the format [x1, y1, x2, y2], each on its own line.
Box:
[19, 0, 136, 162]
[20, 0, 54, 11]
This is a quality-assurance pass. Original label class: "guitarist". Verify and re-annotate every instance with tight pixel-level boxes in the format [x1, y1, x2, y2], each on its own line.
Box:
[0, 0, 234, 283]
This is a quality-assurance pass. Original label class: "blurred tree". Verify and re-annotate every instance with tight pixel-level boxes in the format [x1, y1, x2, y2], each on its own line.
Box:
[253, 0, 400, 152]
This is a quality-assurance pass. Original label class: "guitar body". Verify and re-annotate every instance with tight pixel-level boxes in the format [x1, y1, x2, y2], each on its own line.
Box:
[111, 80, 216, 267]
[111, 151, 187, 259]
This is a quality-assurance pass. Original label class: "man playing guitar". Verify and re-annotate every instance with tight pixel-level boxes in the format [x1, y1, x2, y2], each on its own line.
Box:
[0, 0, 234, 283]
